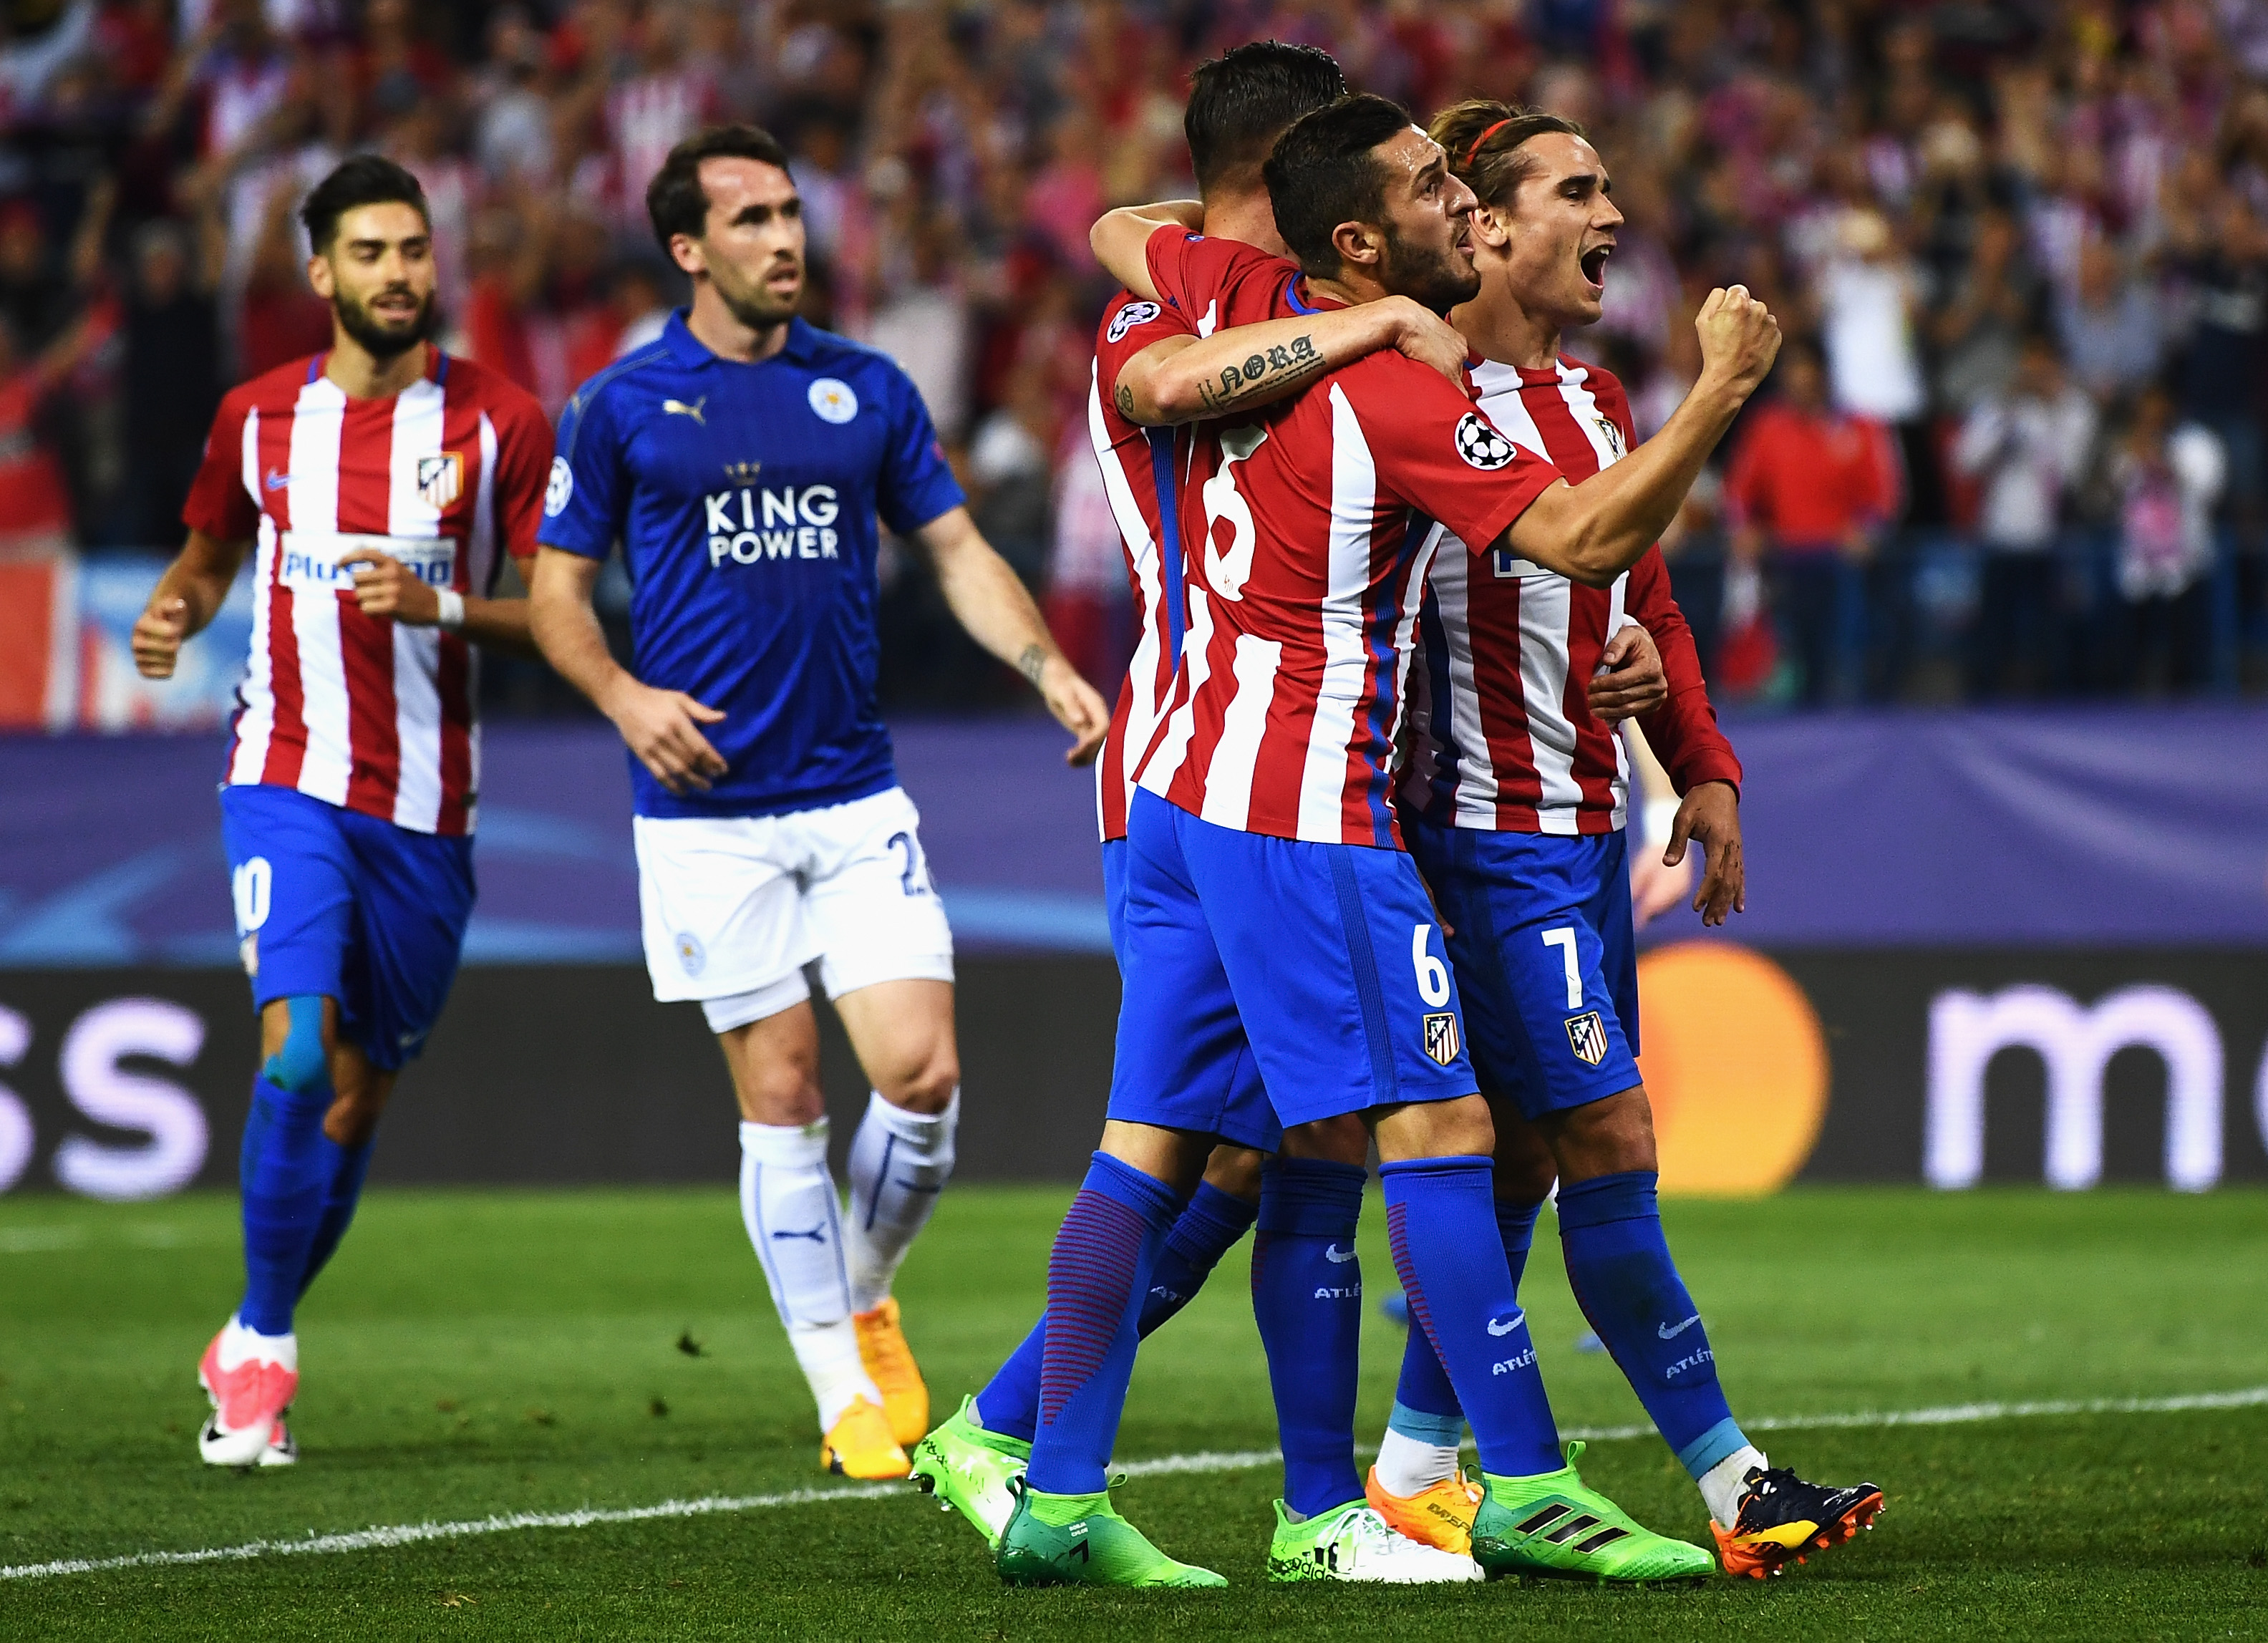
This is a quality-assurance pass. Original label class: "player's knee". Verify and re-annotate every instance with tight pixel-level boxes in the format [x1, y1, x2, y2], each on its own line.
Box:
[1552, 1085, 1657, 1179]
[876, 1039, 959, 1115]
[1279, 1114, 1369, 1168]
[1200, 1145, 1269, 1203]
[260, 996, 333, 1096]
[1373, 1092, 1496, 1162]
[1488, 1099, 1559, 1201]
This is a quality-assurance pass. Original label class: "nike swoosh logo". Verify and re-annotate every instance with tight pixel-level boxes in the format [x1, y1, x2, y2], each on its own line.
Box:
[1323, 1244, 1357, 1264]
[1658, 1314, 1702, 1339]
[1486, 1312, 1526, 1337]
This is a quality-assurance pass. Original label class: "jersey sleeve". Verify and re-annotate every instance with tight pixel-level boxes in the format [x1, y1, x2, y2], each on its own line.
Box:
[1094, 288, 1196, 406]
[1146, 226, 1297, 329]
[537, 378, 626, 559]
[485, 384, 555, 562]
[1354, 357, 1563, 551]
[1626, 546, 1742, 795]
[875, 365, 967, 535]
[182, 387, 259, 541]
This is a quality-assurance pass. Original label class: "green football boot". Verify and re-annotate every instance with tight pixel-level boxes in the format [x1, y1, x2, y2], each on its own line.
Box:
[1471, 1441, 1715, 1584]
[995, 1481, 1227, 1589]
[1266, 1498, 1483, 1584]
[909, 1395, 1029, 1547]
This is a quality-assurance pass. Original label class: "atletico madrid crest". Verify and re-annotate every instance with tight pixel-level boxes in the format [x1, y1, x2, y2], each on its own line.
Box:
[1565, 1011, 1609, 1066]
[417, 452, 463, 510]
[1423, 1010, 1461, 1067]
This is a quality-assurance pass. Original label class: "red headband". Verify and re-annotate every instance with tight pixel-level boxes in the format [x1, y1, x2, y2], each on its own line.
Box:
[1464, 117, 1516, 166]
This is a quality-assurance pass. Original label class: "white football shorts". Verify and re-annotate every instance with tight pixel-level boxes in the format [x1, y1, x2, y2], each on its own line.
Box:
[632, 785, 954, 1031]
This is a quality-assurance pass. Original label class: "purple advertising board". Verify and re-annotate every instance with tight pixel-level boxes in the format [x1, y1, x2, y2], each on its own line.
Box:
[1, 706, 2263, 965]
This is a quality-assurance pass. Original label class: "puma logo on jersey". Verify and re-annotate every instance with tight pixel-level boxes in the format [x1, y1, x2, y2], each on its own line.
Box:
[663, 397, 707, 425]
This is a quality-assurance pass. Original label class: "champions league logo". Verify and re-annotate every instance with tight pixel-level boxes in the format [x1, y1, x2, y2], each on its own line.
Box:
[1454, 412, 1518, 471]
[1106, 300, 1160, 343]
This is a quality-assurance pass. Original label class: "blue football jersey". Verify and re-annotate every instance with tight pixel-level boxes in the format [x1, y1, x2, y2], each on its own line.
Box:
[540, 312, 965, 818]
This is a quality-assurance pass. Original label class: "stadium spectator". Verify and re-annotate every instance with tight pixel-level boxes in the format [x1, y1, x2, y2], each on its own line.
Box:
[2110, 386, 2226, 693]
[1724, 343, 1901, 704]
[1954, 335, 2098, 697]
[119, 217, 224, 550]
[2055, 240, 2162, 402]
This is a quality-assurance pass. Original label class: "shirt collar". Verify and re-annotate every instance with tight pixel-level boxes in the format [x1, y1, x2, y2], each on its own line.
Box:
[662, 309, 822, 369]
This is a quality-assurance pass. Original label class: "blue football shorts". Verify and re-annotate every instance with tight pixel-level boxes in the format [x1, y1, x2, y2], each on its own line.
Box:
[1404, 818, 1642, 1120]
[1108, 790, 1476, 1143]
[219, 783, 477, 1072]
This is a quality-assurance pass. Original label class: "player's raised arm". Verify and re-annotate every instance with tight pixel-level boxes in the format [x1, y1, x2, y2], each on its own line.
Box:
[906, 506, 1110, 767]
[1089, 200, 1203, 299]
[1114, 296, 1468, 425]
[132, 528, 251, 679]
[1498, 286, 1780, 586]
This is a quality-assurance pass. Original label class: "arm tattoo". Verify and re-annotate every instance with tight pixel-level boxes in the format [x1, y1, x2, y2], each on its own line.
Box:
[1115, 382, 1136, 418]
[1194, 334, 1324, 414]
[1017, 643, 1048, 687]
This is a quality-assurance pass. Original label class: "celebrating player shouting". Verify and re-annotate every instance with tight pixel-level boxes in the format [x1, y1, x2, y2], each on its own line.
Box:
[131, 156, 554, 1468]
[1371, 100, 1883, 1577]
[914, 42, 1503, 1585]
[530, 126, 1109, 1482]
[984, 94, 1780, 1589]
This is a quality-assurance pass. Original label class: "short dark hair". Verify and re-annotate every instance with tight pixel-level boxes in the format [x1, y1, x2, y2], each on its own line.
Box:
[1428, 100, 1586, 209]
[1262, 93, 1415, 277]
[300, 156, 430, 254]
[646, 125, 793, 253]
[1184, 40, 1347, 195]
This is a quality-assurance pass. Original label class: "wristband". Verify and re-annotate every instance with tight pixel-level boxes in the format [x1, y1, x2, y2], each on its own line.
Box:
[435, 588, 465, 631]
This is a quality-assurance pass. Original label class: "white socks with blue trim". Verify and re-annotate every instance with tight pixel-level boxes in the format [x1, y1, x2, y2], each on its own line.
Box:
[842, 1090, 958, 1315]
[737, 1119, 878, 1430]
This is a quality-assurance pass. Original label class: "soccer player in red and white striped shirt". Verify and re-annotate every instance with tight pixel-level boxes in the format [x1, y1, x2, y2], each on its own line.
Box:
[1379, 101, 1883, 1578]
[131, 156, 552, 1469]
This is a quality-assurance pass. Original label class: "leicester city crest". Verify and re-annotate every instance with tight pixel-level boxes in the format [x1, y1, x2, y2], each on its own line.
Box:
[1423, 1011, 1462, 1067]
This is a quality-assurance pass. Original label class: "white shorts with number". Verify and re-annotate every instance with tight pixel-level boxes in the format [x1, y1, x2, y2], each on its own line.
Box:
[633, 786, 954, 1032]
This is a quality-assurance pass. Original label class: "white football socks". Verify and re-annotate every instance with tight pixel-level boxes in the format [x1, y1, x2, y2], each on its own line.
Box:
[219, 1314, 297, 1371]
[1700, 1444, 1770, 1528]
[1374, 1425, 1465, 1498]
[841, 1090, 958, 1315]
[737, 1119, 881, 1430]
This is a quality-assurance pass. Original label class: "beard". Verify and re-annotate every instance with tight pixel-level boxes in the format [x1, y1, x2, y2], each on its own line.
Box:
[712, 255, 803, 331]
[334, 283, 435, 360]
[1380, 220, 1483, 317]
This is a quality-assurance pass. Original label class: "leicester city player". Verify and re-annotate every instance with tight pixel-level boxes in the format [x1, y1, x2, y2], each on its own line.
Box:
[530, 126, 1109, 1481]
[132, 156, 553, 1467]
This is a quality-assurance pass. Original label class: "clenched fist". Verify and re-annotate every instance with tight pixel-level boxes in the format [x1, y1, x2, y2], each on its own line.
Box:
[132, 597, 190, 679]
[1693, 284, 1782, 400]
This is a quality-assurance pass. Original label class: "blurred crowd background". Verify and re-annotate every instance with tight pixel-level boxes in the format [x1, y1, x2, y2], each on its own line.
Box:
[4, 0, 2267, 717]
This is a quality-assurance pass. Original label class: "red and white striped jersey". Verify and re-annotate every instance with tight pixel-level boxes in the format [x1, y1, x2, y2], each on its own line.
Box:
[1136, 231, 1564, 848]
[183, 348, 553, 836]
[1397, 357, 1740, 834]
[1087, 286, 1199, 842]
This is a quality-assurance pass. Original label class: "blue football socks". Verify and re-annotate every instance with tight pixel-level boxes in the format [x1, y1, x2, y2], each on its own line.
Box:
[1382, 1191, 1548, 1463]
[295, 1134, 374, 1299]
[1556, 1170, 1751, 1480]
[1380, 1156, 1561, 1479]
[1143, 1180, 1256, 1332]
[975, 1179, 1254, 1445]
[236, 1070, 332, 1337]
[1026, 1152, 1181, 1495]
[1250, 1158, 1367, 1516]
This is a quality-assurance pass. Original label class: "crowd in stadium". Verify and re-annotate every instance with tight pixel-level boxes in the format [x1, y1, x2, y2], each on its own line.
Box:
[2, 0, 2264, 707]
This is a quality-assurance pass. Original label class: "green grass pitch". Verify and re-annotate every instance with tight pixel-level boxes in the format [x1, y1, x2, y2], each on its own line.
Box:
[3, 1185, 2264, 1639]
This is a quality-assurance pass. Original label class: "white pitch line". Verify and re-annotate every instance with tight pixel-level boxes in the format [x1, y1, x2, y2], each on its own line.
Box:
[8, 1385, 2264, 1584]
